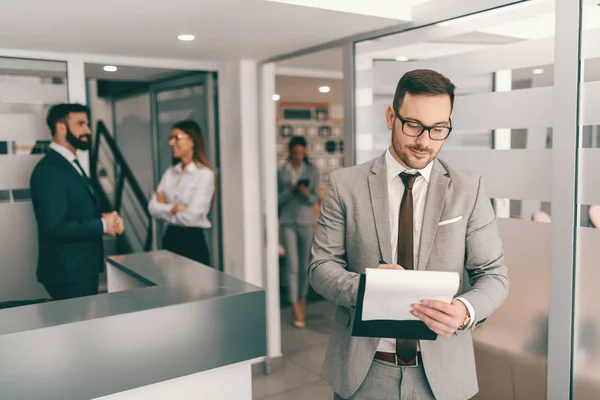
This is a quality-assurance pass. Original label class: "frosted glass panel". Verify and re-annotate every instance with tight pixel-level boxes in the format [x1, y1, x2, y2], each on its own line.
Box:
[574, 3, 600, 398]
[0, 114, 54, 143]
[0, 57, 68, 304]
[574, 228, 600, 398]
[439, 149, 552, 201]
[0, 156, 43, 190]
[473, 218, 550, 399]
[580, 149, 600, 205]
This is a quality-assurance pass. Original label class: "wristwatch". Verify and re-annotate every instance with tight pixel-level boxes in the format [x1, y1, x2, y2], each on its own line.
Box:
[458, 313, 471, 331]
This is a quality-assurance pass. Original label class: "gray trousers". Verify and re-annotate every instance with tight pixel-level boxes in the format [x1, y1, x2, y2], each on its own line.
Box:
[281, 223, 313, 304]
[334, 359, 435, 400]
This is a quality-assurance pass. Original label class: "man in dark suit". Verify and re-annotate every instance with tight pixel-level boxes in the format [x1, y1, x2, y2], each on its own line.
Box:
[30, 103, 124, 300]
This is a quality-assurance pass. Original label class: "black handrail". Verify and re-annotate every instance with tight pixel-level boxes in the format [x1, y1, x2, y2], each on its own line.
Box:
[91, 120, 153, 251]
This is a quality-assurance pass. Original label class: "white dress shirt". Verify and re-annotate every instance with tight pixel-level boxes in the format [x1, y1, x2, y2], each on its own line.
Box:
[49, 142, 90, 177]
[148, 162, 215, 228]
[287, 162, 305, 186]
[377, 148, 475, 353]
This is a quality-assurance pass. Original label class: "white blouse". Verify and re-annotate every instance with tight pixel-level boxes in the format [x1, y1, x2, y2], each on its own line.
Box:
[148, 162, 215, 228]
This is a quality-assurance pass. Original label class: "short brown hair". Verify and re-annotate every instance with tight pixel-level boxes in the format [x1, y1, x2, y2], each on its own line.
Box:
[393, 69, 456, 110]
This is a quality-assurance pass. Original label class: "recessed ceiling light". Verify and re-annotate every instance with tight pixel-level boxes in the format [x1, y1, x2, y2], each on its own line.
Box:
[272, 94, 281, 101]
[533, 68, 544, 75]
[395, 56, 410, 62]
[319, 86, 331, 93]
[177, 34, 195, 41]
[103, 65, 117, 72]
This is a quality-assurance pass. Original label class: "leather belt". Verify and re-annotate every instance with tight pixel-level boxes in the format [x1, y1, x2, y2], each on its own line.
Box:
[374, 351, 422, 367]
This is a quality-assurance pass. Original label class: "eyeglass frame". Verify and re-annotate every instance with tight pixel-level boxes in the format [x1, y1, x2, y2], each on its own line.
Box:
[392, 106, 453, 141]
[168, 133, 191, 143]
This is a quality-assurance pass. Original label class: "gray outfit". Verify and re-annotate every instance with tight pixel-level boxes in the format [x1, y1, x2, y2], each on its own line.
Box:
[334, 360, 434, 400]
[278, 162, 319, 303]
[309, 153, 509, 400]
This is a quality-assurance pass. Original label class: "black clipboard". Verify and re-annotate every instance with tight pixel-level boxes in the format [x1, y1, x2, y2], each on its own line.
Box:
[351, 274, 438, 340]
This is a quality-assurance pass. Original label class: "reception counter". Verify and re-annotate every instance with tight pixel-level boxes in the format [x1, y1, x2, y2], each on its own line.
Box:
[0, 251, 266, 400]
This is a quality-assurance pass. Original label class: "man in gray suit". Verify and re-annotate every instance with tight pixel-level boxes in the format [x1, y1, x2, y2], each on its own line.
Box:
[309, 69, 509, 400]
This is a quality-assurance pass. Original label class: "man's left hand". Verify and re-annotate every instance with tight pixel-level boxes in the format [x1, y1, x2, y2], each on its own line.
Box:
[411, 299, 468, 338]
[115, 215, 125, 235]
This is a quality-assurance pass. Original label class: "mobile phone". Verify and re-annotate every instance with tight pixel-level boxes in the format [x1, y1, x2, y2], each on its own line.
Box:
[297, 178, 310, 187]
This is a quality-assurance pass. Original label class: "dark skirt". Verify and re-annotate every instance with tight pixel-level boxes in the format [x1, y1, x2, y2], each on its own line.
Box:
[162, 225, 211, 266]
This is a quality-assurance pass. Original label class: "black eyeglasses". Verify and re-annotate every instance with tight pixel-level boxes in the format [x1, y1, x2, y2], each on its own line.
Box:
[392, 106, 452, 141]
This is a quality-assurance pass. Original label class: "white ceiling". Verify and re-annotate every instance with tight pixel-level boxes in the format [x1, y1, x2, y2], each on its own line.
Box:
[0, 0, 403, 62]
[264, 0, 417, 21]
[278, 48, 344, 72]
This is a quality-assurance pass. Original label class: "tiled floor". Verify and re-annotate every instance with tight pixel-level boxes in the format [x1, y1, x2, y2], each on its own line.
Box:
[253, 300, 335, 400]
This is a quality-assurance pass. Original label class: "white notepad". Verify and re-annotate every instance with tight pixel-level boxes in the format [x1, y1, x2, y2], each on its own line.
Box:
[361, 268, 460, 321]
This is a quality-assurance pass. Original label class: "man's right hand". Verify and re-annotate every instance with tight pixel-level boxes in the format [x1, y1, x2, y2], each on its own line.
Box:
[102, 212, 119, 236]
[103, 211, 125, 236]
[378, 264, 404, 270]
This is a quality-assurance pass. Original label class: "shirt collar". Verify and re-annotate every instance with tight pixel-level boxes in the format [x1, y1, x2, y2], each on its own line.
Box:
[385, 147, 433, 184]
[174, 161, 199, 173]
[287, 161, 304, 172]
[50, 142, 77, 163]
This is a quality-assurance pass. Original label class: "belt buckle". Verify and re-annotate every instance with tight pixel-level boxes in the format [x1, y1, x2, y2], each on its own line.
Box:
[395, 353, 420, 367]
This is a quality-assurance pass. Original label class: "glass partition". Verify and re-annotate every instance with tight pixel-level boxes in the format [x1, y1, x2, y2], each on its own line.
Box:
[0, 57, 68, 302]
[573, 1, 600, 397]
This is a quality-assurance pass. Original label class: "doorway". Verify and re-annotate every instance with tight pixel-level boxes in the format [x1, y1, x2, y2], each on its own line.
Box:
[86, 65, 222, 271]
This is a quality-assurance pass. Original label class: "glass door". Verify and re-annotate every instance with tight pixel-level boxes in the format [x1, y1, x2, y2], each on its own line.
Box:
[152, 73, 222, 271]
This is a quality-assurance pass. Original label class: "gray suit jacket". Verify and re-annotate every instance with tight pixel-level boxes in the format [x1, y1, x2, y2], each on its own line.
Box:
[309, 153, 509, 400]
[278, 162, 320, 225]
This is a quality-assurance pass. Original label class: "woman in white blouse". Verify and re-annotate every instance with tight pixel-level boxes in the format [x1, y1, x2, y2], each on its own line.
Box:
[148, 120, 215, 265]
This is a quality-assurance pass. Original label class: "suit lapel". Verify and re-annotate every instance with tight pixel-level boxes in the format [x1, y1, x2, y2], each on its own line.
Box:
[368, 154, 393, 264]
[47, 150, 99, 207]
[417, 159, 450, 270]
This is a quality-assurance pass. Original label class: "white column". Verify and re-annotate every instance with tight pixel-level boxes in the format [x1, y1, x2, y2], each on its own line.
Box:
[218, 62, 245, 280]
[239, 60, 264, 288]
[218, 60, 264, 287]
[355, 55, 376, 165]
[260, 62, 282, 362]
[66, 58, 86, 104]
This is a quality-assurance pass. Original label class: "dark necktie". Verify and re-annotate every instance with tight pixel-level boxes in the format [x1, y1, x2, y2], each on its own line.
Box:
[396, 171, 420, 364]
[73, 159, 96, 197]
[72, 159, 89, 179]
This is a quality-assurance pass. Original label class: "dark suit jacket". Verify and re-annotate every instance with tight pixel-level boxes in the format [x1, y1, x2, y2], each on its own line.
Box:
[30, 149, 104, 285]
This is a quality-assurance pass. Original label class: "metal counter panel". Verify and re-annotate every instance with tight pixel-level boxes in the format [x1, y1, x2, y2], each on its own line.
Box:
[0, 251, 266, 400]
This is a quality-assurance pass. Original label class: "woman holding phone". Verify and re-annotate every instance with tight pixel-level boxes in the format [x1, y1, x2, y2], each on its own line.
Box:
[148, 120, 215, 266]
[278, 136, 319, 328]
